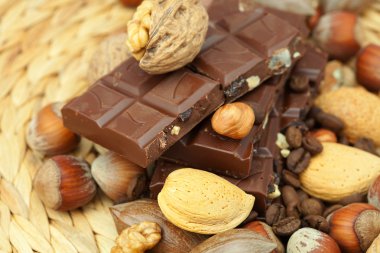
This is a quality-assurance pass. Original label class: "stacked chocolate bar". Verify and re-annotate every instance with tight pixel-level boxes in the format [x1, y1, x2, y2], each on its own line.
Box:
[62, 4, 327, 215]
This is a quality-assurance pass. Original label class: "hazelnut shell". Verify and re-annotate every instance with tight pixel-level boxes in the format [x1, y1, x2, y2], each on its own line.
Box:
[356, 44, 380, 91]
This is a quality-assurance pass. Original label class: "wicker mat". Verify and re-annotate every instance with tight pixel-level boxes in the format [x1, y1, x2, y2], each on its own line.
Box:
[0, 0, 379, 252]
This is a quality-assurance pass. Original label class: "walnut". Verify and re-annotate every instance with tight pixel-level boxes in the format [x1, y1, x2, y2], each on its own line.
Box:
[111, 222, 162, 253]
[88, 33, 130, 84]
[126, 0, 209, 74]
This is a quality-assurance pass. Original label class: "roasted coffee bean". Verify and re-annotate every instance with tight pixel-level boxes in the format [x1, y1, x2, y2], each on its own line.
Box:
[302, 215, 330, 233]
[308, 106, 323, 119]
[338, 134, 350, 145]
[315, 112, 344, 133]
[305, 118, 316, 129]
[302, 135, 323, 155]
[354, 137, 378, 155]
[323, 204, 343, 218]
[338, 193, 366, 205]
[282, 185, 300, 218]
[272, 217, 301, 236]
[241, 211, 258, 226]
[297, 190, 309, 202]
[298, 198, 325, 216]
[266, 203, 286, 226]
[289, 75, 309, 93]
[282, 170, 301, 188]
[286, 126, 303, 149]
[286, 148, 311, 174]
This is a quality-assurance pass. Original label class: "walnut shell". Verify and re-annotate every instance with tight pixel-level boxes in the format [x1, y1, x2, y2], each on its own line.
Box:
[140, 0, 208, 74]
[157, 168, 255, 234]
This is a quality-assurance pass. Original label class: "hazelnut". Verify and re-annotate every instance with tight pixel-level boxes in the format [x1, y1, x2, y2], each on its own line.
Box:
[287, 228, 341, 253]
[26, 102, 80, 156]
[356, 44, 380, 91]
[126, 0, 208, 74]
[313, 11, 361, 61]
[328, 203, 380, 253]
[119, 0, 142, 7]
[310, 129, 337, 143]
[91, 152, 147, 203]
[211, 102, 255, 140]
[368, 174, 380, 210]
[244, 221, 284, 253]
[320, 61, 357, 94]
[33, 155, 97, 211]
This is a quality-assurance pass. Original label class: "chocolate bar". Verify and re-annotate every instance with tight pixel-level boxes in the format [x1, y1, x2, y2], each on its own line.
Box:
[150, 112, 281, 215]
[162, 74, 288, 179]
[62, 8, 305, 168]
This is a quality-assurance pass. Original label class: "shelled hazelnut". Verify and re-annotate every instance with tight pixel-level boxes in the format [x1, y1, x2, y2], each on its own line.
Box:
[33, 155, 97, 211]
[313, 11, 361, 61]
[211, 102, 255, 140]
[91, 152, 147, 203]
[26, 102, 80, 156]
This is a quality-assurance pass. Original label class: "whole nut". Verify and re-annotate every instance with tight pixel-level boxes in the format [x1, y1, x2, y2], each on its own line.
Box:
[126, 0, 208, 74]
[313, 11, 361, 61]
[328, 203, 380, 253]
[300, 143, 380, 202]
[315, 87, 380, 146]
[33, 155, 97, 211]
[120, 0, 143, 7]
[244, 221, 285, 253]
[320, 0, 373, 12]
[110, 199, 206, 253]
[356, 44, 380, 91]
[368, 174, 380, 210]
[311, 129, 337, 143]
[26, 102, 80, 156]
[367, 233, 380, 253]
[211, 102, 255, 140]
[190, 229, 277, 253]
[91, 152, 147, 203]
[287, 228, 341, 253]
[157, 168, 255, 234]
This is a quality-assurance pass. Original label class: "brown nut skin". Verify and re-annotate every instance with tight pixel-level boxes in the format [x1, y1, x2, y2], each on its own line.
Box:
[211, 102, 255, 140]
[27, 103, 80, 156]
[356, 44, 380, 91]
[91, 152, 147, 204]
[110, 199, 206, 253]
[244, 221, 284, 253]
[120, 0, 142, 7]
[313, 11, 361, 61]
[33, 155, 97, 211]
[287, 228, 341, 253]
[310, 129, 337, 143]
[368, 174, 380, 210]
[327, 203, 380, 253]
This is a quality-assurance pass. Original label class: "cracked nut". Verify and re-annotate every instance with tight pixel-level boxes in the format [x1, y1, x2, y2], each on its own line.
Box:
[300, 143, 380, 202]
[211, 102, 255, 139]
[157, 168, 255, 234]
[244, 221, 284, 253]
[111, 221, 161, 253]
[126, 0, 208, 74]
[91, 152, 146, 203]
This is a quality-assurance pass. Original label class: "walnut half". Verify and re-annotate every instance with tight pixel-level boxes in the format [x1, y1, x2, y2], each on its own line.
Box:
[126, 0, 209, 74]
[111, 222, 162, 253]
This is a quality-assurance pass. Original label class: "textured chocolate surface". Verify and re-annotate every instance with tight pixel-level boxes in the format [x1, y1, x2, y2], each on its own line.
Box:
[162, 74, 288, 178]
[62, 7, 305, 167]
[63, 60, 224, 167]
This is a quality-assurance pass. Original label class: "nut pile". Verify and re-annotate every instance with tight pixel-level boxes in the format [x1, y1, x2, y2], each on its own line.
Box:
[24, 0, 380, 252]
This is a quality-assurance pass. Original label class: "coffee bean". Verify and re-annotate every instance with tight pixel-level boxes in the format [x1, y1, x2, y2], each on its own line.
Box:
[338, 193, 366, 206]
[339, 134, 350, 145]
[315, 112, 344, 133]
[308, 106, 323, 119]
[298, 198, 325, 216]
[286, 148, 311, 174]
[354, 138, 378, 155]
[265, 203, 286, 226]
[282, 185, 300, 218]
[286, 206, 300, 219]
[286, 126, 303, 149]
[289, 75, 309, 93]
[297, 190, 309, 202]
[241, 210, 258, 226]
[302, 215, 330, 233]
[302, 135, 323, 155]
[282, 170, 301, 188]
[323, 204, 343, 218]
[305, 118, 316, 129]
[272, 217, 301, 236]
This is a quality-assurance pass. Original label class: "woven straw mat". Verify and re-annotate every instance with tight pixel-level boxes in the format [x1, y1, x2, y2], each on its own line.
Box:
[0, 0, 380, 252]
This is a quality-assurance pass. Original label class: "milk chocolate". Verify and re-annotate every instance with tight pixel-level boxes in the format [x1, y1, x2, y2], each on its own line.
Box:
[62, 8, 305, 167]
